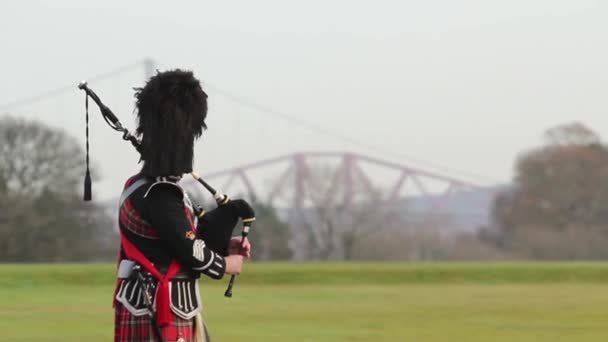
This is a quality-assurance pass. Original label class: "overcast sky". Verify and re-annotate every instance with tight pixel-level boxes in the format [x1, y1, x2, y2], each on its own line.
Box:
[1, 0, 606, 200]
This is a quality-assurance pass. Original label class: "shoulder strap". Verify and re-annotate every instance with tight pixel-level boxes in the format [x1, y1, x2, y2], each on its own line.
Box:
[143, 177, 186, 199]
[119, 178, 149, 209]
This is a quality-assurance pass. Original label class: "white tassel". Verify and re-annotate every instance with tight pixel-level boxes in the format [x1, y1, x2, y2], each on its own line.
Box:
[194, 312, 206, 342]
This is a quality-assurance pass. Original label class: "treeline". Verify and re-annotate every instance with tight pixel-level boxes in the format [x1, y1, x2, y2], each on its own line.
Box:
[0, 115, 426, 262]
[348, 122, 608, 261]
[481, 122, 608, 259]
[2, 116, 607, 261]
[0, 116, 292, 262]
[371, 122, 608, 261]
[0, 116, 115, 261]
[241, 122, 608, 261]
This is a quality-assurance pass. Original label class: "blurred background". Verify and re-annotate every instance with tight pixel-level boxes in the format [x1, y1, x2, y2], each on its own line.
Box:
[1, 0, 607, 262]
[4, 2, 608, 341]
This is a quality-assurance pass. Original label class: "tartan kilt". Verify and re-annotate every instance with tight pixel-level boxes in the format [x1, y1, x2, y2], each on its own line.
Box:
[114, 303, 196, 342]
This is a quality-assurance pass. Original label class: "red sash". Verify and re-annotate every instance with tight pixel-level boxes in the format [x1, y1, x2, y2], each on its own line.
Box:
[113, 175, 195, 326]
[120, 233, 181, 326]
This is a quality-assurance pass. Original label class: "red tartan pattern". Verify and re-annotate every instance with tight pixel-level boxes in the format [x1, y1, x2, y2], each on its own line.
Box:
[115, 176, 202, 341]
[114, 303, 195, 342]
[120, 199, 160, 239]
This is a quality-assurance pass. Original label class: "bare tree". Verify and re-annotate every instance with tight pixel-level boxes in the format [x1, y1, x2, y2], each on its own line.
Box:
[0, 116, 83, 197]
[286, 164, 397, 260]
[0, 115, 116, 261]
[491, 122, 608, 259]
[544, 122, 601, 146]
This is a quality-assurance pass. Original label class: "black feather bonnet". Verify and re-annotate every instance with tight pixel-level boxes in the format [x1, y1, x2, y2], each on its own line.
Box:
[134, 69, 208, 177]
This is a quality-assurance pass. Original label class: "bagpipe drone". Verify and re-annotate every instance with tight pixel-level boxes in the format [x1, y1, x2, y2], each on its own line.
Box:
[78, 81, 254, 298]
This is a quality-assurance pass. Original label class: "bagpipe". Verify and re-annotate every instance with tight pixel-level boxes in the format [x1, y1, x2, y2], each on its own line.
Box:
[78, 81, 254, 298]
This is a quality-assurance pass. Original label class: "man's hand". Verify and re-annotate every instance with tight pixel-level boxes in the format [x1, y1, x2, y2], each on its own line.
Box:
[225, 255, 244, 275]
[228, 237, 251, 258]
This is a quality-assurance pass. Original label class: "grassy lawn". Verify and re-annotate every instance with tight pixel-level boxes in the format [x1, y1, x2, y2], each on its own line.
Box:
[0, 263, 607, 341]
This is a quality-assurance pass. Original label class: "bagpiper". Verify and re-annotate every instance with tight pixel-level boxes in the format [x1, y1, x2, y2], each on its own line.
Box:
[113, 69, 252, 342]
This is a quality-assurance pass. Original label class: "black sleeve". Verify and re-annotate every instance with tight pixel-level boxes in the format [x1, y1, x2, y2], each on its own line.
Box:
[144, 183, 226, 280]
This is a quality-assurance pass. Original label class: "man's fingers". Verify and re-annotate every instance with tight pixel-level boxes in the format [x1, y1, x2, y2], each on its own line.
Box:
[241, 240, 250, 250]
[240, 238, 252, 258]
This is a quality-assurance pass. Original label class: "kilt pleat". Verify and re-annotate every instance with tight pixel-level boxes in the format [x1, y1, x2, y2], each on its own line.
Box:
[114, 303, 195, 342]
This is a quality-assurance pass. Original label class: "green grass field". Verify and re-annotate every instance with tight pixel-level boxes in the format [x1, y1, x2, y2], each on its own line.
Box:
[1, 263, 607, 341]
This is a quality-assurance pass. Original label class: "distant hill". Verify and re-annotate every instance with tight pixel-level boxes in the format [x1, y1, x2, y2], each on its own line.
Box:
[394, 185, 507, 232]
